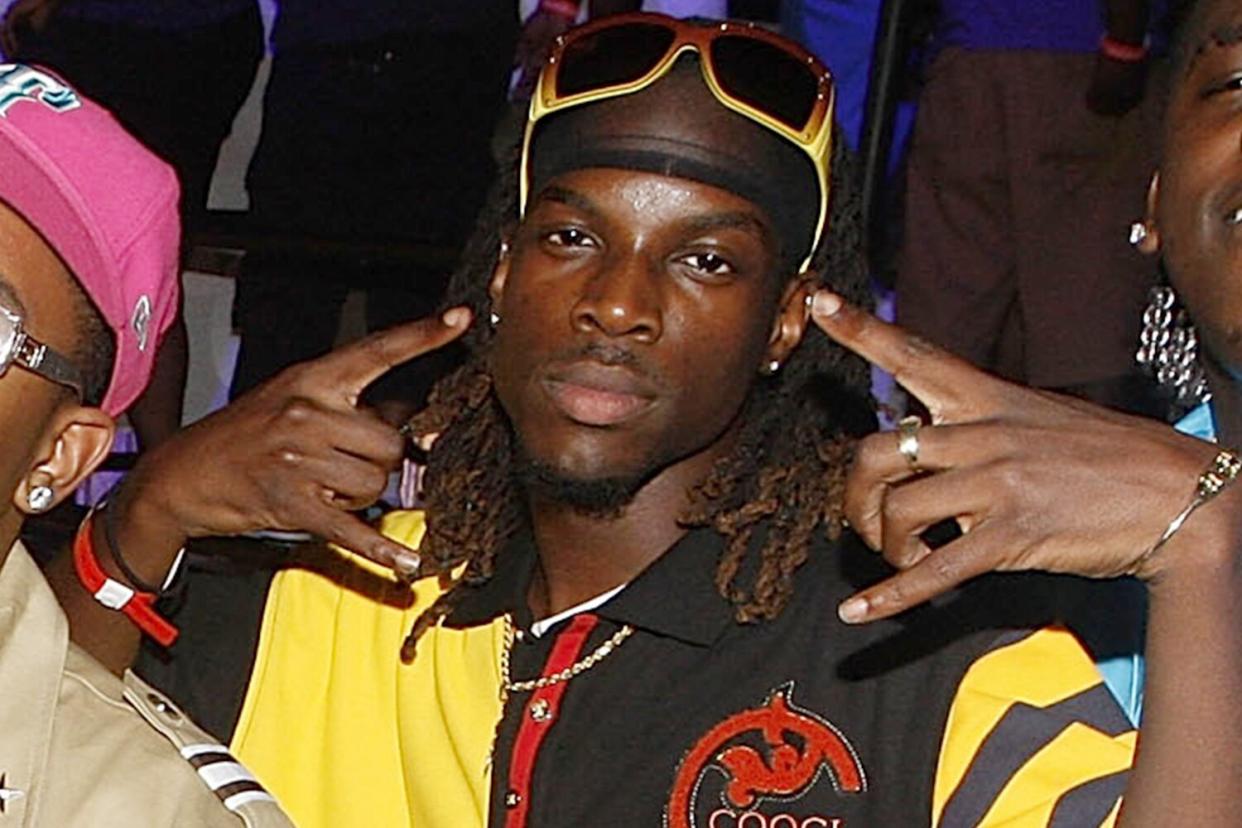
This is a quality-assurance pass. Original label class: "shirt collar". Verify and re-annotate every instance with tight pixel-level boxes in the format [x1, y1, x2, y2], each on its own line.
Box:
[444, 526, 735, 647]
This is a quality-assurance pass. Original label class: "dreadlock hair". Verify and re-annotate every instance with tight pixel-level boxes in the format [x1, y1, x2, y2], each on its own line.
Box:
[399, 121, 874, 662]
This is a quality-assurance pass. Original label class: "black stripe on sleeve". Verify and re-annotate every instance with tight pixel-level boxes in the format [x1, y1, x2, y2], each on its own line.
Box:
[1048, 770, 1128, 828]
[186, 750, 236, 770]
[940, 684, 1134, 827]
[215, 779, 270, 801]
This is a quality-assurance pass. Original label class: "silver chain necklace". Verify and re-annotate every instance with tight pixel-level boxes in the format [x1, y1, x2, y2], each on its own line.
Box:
[500, 615, 634, 696]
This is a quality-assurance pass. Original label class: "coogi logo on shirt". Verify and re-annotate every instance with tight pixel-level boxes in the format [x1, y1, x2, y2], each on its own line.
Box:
[666, 684, 865, 828]
[0, 64, 80, 117]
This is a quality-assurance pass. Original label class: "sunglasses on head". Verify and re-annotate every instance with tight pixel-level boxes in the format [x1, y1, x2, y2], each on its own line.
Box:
[521, 13, 835, 273]
[0, 303, 84, 399]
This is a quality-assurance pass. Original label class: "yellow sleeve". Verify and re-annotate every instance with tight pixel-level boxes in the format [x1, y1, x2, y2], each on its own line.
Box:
[231, 510, 504, 828]
[933, 628, 1137, 828]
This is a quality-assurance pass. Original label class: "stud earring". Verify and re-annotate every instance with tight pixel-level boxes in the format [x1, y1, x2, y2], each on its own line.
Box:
[499, 240, 510, 257]
[26, 485, 54, 513]
[1129, 221, 1149, 247]
[762, 360, 781, 375]
[489, 310, 501, 327]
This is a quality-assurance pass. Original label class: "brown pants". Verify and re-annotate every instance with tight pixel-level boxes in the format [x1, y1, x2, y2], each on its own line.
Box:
[897, 48, 1162, 389]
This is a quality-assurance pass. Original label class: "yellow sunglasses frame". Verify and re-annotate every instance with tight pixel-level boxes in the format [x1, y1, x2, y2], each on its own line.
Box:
[519, 13, 836, 274]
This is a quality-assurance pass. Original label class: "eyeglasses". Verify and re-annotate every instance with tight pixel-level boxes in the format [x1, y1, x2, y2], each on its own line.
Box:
[0, 304, 84, 399]
[521, 13, 836, 273]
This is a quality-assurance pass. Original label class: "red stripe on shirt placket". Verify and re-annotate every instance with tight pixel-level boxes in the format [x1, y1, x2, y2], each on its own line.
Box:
[503, 612, 600, 828]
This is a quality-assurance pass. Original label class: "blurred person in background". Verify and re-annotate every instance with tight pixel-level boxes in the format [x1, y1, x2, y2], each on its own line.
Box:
[1, 0, 264, 450]
[228, 1, 519, 427]
[896, 0, 1169, 415]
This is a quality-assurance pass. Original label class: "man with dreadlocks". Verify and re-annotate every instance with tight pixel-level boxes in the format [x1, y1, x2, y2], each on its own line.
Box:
[49, 12, 1214, 828]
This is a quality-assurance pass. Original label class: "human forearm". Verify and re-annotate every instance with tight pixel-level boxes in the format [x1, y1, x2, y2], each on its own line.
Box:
[1117, 501, 1242, 825]
[45, 465, 190, 675]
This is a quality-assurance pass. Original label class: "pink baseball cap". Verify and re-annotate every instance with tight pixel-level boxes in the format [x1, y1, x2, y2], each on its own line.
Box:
[0, 63, 180, 416]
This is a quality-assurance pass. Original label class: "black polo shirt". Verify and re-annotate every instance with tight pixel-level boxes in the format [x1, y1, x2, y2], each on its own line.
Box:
[138, 521, 1137, 827]
[441, 527, 1134, 827]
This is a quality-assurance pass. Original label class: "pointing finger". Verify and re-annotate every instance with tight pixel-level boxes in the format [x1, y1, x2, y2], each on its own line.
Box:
[837, 525, 1001, 624]
[299, 501, 423, 581]
[303, 307, 472, 404]
[810, 291, 1000, 423]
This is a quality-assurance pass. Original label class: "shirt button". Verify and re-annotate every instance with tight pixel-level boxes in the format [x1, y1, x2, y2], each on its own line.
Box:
[505, 790, 522, 808]
[529, 698, 554, 723]
[146, 692, 181, 721]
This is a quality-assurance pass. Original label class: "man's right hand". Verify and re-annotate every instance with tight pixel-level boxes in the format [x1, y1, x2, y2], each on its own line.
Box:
[112, 308, 472, 583]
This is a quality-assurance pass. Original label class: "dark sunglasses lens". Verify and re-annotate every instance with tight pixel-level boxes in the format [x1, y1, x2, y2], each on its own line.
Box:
[710, 35, 819, 131]
[556, 23, 678, 98]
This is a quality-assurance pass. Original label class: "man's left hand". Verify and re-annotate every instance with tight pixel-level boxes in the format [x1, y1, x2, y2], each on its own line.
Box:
[809, 291, 1223, 624]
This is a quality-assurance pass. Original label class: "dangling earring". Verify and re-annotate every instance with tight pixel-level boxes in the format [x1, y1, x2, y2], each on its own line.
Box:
[26, 485, 54, 513]
[1136, 282, 1211, 407]
[1129, 221, 1149, 247]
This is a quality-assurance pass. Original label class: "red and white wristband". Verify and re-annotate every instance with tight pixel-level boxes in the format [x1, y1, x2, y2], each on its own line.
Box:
[72, 511, 182, 647]
[1099, 34, 1149, 63]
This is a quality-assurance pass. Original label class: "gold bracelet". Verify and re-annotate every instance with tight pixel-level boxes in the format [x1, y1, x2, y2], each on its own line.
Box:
[1140, 448, 1242, 565]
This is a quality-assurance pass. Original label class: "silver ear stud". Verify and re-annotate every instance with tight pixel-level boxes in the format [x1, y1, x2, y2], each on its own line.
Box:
[27, 485, 53, 512]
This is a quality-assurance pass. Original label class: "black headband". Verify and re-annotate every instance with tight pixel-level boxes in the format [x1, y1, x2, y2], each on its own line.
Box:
[527, 59, 820, 271]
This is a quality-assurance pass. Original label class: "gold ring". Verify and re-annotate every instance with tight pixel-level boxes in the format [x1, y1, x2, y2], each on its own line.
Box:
[896, 415, 923, 472]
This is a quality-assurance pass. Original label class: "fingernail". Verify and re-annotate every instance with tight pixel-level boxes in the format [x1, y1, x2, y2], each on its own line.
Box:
[837, 596, 868, 624]
[393, 551, 421, 581]
[812, 291, 842, 317]
[441, 307, 470, 327]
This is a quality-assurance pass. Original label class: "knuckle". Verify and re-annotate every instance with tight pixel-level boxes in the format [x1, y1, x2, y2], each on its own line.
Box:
[279, 397, 317, 424]
[321, 519, 350, 546]
[991, 462, 1026, 505]
[363, 467, 389, 500]
[852, 434, 887, 473]
[882, 490, 914, 528]
[842, 489, 866, 528]
[900, 333, 939, 364]
[378, 434, 405, 467]
[276, 448, 304, 468]
[926, 550, 962, 586]
[873, 578, 911, 613]
[356, 333, 394, 368]
[273, 360, 314, 389]
[994, 428, 1025, 459]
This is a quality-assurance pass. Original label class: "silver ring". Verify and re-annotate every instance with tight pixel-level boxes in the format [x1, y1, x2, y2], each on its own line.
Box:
[896, 415, 923, 472]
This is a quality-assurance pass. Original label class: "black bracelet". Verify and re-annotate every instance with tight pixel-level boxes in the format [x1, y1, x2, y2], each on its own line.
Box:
[102, 496, 166, 595]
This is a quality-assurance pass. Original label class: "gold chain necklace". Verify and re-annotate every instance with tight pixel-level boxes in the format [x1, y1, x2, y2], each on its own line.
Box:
[500, 615, 634, 696]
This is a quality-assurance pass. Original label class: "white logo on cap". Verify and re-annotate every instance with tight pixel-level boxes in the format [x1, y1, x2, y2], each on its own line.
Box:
[132, 295, 151, 352]
[0, 64, 80, 118]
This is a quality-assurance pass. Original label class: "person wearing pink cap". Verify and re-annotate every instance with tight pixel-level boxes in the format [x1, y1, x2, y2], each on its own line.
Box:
[0, 62, 291, 827]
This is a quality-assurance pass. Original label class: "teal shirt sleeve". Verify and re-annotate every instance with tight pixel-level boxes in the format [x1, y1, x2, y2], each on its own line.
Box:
[1094, 402, 1217, 725]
